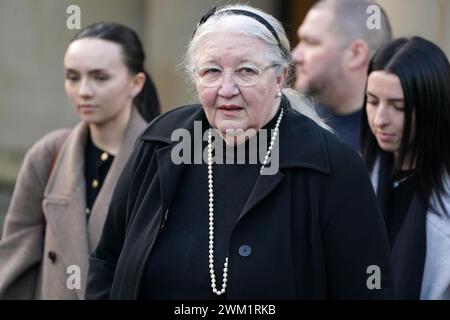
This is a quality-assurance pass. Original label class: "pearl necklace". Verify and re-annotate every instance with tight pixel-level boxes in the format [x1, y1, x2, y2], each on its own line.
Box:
[206, 107, 284, 296]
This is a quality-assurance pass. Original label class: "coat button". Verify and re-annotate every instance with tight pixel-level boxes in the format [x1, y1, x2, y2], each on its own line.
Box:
[48, 251, 57, 263]
[238, 245, 252, 257]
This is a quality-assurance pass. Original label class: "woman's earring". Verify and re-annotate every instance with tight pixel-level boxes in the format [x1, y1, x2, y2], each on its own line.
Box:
[275, 91, 282, 98]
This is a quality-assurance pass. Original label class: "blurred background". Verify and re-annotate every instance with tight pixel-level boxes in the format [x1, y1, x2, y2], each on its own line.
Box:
[1, 0, 450, 230]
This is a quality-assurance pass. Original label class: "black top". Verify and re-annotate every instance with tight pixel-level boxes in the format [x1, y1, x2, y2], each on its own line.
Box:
[138, 108, 282, 299]
[84, 133, 114, 216]
[316, 105, 362, 152]
[385, 170, 417, 248]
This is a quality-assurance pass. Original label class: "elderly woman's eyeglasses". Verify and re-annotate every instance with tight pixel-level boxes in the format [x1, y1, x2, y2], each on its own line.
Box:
[194, 64, 280, 87]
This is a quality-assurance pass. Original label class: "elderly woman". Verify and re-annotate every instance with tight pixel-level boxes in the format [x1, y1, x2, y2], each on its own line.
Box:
[362, 37, 450, 299]
[86, 4, 392, 299]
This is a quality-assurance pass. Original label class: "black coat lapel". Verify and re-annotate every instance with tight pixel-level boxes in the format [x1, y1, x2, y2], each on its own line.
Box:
[156, 145, 186, 212]
[391, 193, 427, 299]
[239, 171, 284, 221]
[376, 152, 393, 221]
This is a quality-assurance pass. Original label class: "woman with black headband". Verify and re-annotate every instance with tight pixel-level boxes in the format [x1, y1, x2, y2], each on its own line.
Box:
[86, 4, 393, 299]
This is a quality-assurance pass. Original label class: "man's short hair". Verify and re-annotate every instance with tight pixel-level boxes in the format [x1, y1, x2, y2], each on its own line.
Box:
[314, 0, 392, 57]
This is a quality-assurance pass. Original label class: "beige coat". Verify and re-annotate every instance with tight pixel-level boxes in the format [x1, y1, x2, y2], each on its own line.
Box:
[0, 109, 146, 299]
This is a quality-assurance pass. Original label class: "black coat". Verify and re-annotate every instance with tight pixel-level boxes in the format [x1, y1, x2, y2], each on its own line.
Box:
[86, 104, 393, 299]
[372, 153, 427, 299]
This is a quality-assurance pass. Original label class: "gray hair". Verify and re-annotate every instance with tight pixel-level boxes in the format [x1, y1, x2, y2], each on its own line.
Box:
[185, 4, 292, 82]
[184, 3, 329, 129]
[314, 0, 392, 57]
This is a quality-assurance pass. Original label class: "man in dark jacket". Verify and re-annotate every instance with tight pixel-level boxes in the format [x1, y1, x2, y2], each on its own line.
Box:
[292, 0, 392, 151]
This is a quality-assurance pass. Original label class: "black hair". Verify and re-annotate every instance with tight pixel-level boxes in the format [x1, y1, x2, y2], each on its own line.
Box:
[361, 37, 450, 205]
[71, 22, 160, 122]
